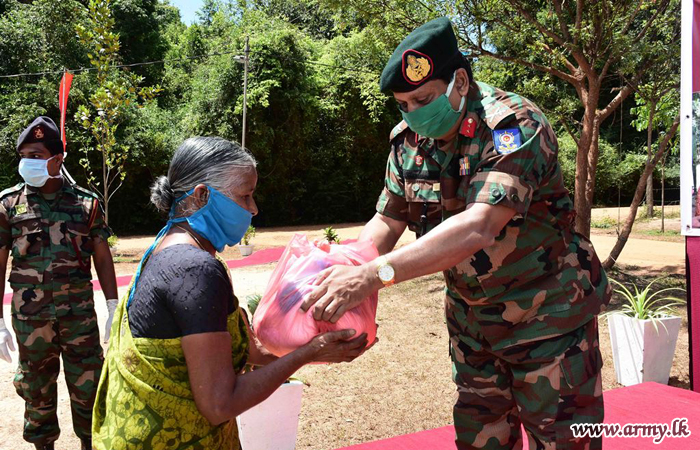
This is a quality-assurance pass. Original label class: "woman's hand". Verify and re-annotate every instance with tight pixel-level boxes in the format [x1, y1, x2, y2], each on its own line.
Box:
[304, 329, 371, 363]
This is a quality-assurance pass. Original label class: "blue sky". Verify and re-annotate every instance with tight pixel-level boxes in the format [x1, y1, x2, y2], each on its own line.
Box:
[168, 0, 204, 25]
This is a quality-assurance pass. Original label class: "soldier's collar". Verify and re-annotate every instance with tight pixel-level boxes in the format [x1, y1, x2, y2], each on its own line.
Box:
[22, 179, 76, 197]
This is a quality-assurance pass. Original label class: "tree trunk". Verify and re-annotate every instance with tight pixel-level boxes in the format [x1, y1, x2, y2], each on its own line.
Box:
[645, 103, 656, 218]
[661, 155, 665, 233]
[102, 145, 109, 226]
[584, 117, 602, 225]
[602, 115, 680, 269]
[573, 89, 599, 238]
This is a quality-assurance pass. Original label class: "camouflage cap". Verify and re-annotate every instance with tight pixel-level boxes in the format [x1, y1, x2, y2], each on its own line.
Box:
[16, 116, 63, 154]
[379, 17, 461, 93]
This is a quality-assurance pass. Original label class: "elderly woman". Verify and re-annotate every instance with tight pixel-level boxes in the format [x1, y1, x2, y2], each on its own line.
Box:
[92, 137, 368, 449]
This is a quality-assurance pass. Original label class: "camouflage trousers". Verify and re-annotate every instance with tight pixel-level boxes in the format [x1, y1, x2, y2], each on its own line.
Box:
[445, 295, 604, 450]
[11, 308, 104, 445]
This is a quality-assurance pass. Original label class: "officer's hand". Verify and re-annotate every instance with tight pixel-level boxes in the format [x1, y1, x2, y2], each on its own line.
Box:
[104, 299, 119, 343]
[300, 264, 381, 323]
[0, 319, 16, 363]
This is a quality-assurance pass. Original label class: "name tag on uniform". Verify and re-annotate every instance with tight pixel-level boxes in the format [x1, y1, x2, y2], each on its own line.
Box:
[492, 128, 521, 155]
[432, 183, 441, 193]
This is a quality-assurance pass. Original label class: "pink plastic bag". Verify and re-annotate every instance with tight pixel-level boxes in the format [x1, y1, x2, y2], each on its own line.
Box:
[252, 234, 379, 357]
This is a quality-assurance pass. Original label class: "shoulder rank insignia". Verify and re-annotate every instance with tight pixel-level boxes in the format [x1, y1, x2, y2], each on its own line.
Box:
[14, 203, 28, 215]
[492, 128, 521, 155]
[459, 117, 476, 138]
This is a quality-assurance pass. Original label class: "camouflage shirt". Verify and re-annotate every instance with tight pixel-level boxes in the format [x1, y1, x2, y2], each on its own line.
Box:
[377, 81, 611, 350]
[0, 181, 110, 320]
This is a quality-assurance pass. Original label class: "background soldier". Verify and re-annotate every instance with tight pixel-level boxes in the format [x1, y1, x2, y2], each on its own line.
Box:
[303, 18, 611, 450]
[0, 116, 119, 450]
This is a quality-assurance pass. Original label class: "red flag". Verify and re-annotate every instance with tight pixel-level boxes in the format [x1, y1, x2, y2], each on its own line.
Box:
[58, 71, 73, 153]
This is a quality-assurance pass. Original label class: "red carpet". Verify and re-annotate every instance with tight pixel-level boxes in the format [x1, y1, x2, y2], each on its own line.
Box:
[687, 237, 700, 392]
[2, 246, 285, 306]
[336, 383, 700, 450]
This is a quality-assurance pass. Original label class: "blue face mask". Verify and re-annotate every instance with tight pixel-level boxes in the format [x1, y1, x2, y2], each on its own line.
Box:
[127, 185, 252, 309]
[170, 186, 253, 252]
[18, 155, 62, 187]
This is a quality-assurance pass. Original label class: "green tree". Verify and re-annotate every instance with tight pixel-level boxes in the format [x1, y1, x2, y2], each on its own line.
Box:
[75, 0, 159, 225]
[321, 0, 681, 238]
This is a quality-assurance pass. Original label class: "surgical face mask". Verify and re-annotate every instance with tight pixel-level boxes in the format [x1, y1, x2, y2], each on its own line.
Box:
[171, 186, 253, 252]
[18, 155, 62, 187]
[399, 72, 466, 139]
[126, 185, 253, 309]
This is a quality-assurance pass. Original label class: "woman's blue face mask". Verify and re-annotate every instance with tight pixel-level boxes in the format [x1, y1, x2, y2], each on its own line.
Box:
[126, 185, 253, 309]
[171, 186, 253, 252]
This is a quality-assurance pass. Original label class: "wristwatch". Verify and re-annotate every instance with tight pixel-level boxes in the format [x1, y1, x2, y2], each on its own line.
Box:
[376, 256, 396, 287]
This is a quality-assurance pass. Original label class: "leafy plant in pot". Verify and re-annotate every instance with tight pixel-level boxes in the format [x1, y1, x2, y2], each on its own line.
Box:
[239, 225, 256, 257]
[605, 277, 686, 386]
[236, 294, 304, 450]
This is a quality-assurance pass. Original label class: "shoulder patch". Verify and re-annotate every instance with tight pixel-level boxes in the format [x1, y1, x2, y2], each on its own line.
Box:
[389, 120, 409, 142]
[492, 128, 522, 155]
[482, 101, 516, 130]
[0, 183, 24, 201]
[72, 184, 99, 199]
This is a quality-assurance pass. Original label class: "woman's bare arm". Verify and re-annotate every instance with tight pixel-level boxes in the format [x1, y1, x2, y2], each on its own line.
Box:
[182, 329, 368, 425]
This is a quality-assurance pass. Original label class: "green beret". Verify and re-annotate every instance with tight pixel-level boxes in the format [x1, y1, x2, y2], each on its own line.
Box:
[380, 17, 461, 93]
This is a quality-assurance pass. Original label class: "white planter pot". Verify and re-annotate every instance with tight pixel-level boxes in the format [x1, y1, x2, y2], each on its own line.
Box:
[237, 380, 304, 450]
[608, 314, 682, 386]
[239, 244, 254, 257]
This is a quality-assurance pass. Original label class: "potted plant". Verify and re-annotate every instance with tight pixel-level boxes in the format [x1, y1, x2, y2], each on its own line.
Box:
[107, 235, 118, 256]
[237, 293, 304, 450]
[606, 277, 686, 386]
[239, 225, 256, 257]
[322, 226, 340, 244]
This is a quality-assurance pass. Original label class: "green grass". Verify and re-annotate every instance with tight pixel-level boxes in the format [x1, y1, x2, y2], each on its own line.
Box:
[591, 216, 618, 229]
[112, 256, 141, 263]
[642, 229, 681, 236]
[637, 208, 681, 222]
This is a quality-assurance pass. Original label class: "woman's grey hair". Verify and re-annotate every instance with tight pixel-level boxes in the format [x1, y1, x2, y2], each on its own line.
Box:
[150, 136, 257, 213]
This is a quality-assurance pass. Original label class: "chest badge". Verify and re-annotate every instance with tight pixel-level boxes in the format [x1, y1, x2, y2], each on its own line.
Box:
[492, 128, 522, 154]
[415, 155, 424, 166]
[459, 157, 470, 176]
[14, 204, 28, 215]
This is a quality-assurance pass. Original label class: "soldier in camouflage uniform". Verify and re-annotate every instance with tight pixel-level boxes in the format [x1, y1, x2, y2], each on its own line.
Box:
[302, 18, 611, 449]
[0, 117, 119, 450]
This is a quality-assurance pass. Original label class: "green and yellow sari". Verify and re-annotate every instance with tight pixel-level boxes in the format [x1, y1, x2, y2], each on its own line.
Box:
[92, 271, 249, 450]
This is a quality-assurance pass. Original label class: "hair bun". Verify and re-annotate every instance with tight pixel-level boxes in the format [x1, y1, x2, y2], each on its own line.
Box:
[150, 176, 174, 212]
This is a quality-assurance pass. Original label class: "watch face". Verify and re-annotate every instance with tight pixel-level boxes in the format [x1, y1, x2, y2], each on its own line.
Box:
[378, 264, 395, 282]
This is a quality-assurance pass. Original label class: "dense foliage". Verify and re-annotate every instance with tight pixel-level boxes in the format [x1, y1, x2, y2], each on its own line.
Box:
[0, 0, 680, 235]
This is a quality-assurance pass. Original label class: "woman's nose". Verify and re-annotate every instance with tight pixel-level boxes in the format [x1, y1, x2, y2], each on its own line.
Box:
[248, 198, 258, 216]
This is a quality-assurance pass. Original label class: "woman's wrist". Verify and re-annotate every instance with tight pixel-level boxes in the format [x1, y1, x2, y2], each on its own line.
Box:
[298, 340, 319, 364]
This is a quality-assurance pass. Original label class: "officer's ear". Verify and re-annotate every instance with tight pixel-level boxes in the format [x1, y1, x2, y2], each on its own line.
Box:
[455, 68, 469, 96]
[47, 152, 64, 176]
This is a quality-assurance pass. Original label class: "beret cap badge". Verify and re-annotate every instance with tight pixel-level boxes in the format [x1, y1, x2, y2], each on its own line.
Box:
[33, 127, 44, 139]
[402, 50, 433, 84]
